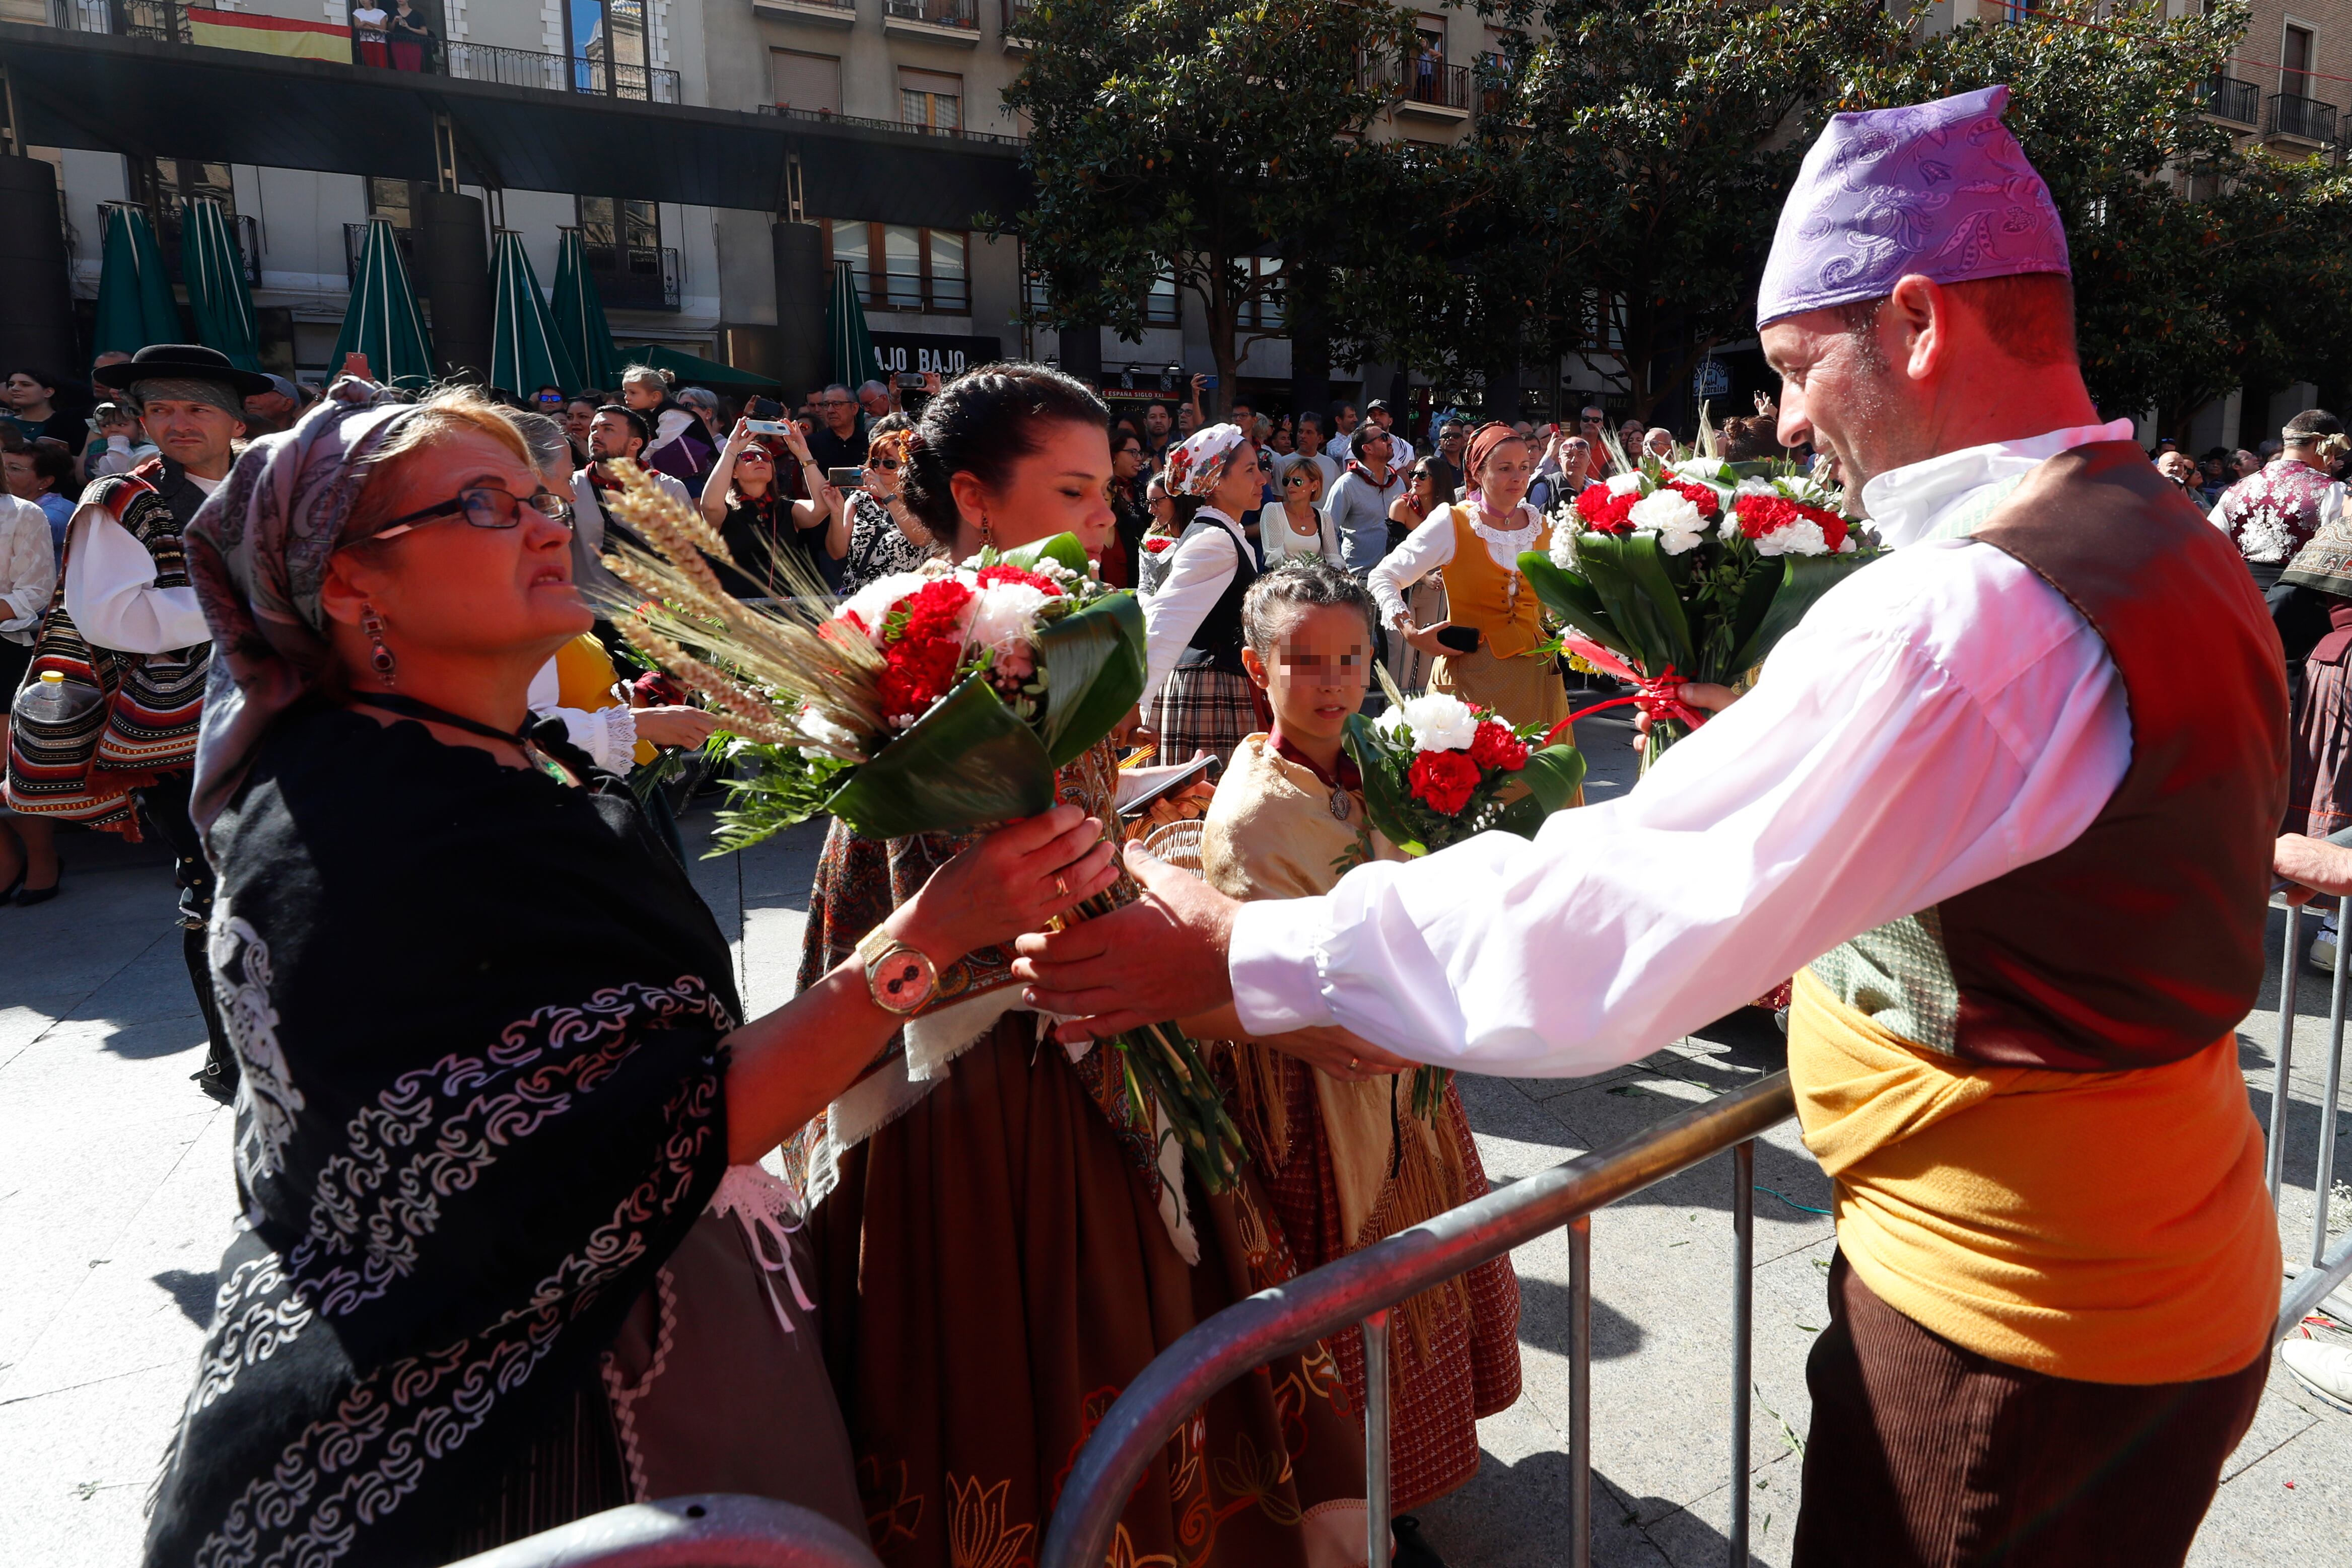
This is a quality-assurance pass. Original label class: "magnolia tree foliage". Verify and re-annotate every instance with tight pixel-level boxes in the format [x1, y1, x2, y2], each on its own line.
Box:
[1001, 0, 1418, 400]
[1844, 0, 2352, 433]
[1010, 0, 2352, 435]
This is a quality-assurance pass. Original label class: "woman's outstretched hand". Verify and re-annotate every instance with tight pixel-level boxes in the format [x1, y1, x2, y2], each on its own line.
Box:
[899, 805, 1120, 962]
[1630, 680, 1739, 750]
[1011, 841, 1242, 1040]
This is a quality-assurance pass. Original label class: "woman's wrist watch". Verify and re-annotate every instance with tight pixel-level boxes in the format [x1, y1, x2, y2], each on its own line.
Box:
[856, 925, 939, 1016]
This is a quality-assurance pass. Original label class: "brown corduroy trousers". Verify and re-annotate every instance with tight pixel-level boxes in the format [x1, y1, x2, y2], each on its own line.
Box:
[1792, 1251, 2269, 1567]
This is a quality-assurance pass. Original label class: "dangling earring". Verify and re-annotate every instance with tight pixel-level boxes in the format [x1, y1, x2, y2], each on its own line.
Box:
[360, 603, 396, 685]
[979, 512, 997, 548]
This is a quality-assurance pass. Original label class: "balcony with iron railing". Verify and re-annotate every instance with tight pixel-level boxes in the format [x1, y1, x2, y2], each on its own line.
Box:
[755, 103, 1026, 147]
[882, 0, 978, 42]
[572, 235, 681, 311]
[1000, 0, 1034, 50]
[751, 0, 857, 27]
[343, 221, 423, 294]
[100, 198, 259, 290]
[49, 0, 680, 103]
[2269, 91, 2340, 149]
[2197, 73, 2260, 126]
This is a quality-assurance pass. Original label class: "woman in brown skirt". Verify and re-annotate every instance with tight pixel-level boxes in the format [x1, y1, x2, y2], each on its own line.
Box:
[1367, 423, 1568, 730]
[1138, 422, 1271, 767]
[788, 368, 1370, 1568]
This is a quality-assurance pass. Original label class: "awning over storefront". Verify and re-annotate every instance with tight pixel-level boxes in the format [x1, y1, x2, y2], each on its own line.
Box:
[0, 22, 1029, 231]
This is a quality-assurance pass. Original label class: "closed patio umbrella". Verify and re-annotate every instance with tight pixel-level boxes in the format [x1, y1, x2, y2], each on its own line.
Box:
[181, 197, 262, 373]
[490, 230, 579, 397]
[550, 228, 620, 395]
[93, 204, 182, 355]
[333, 215, 435, 386]
[826, 259, 877, 391]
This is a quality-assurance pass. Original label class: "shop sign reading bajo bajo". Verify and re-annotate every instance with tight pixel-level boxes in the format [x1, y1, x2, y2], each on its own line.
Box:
[870, 332, 1002, 380]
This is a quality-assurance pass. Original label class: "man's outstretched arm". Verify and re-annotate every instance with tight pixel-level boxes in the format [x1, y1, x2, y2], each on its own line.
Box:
[1022, 545, 2129, 1076]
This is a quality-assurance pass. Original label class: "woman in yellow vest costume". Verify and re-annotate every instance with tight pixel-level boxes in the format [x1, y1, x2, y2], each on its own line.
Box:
[1368, 422, 1568, 728]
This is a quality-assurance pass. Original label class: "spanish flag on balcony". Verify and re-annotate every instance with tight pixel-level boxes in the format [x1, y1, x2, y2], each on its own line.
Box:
[186, 7, 352, 62]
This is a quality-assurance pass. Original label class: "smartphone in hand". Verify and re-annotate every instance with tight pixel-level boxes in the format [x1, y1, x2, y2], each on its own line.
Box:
[827, 466, 864, 489]
[745, 418, 792, 436]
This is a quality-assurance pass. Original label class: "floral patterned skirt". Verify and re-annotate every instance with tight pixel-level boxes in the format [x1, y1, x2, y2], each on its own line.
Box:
[808, 1021, 1370, 1568]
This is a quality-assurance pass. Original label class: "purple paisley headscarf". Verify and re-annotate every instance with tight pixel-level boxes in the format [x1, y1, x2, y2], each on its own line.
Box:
[183, 378, 428, 834]
[1756, 85, 2070, 331]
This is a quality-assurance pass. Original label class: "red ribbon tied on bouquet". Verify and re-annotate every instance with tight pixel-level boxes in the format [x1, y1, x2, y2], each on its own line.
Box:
[1540, 633, 1709, 748]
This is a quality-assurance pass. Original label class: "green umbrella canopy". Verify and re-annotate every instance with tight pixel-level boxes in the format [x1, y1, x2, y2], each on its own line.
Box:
[93, 204, 182, 355]
[826, 259, 878, 391]
[490, 230, 580, 398]
[180, 198, 261, 373]
[333, 216, 435, 386]
[551, 228, 620, 394]
[616, 343, 784, 391]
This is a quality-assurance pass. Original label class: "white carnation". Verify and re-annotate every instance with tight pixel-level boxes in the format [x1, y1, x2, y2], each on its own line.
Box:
[834, 569, 940, 644]
[1392, 692, 1481, 753]
[1755, 519, 1830, 557]
[964, 581, 1051, 657]
[1606, 471, 1646, 496]
[1549, 523, 1580, 569]
[1628, 488, 1707, 555]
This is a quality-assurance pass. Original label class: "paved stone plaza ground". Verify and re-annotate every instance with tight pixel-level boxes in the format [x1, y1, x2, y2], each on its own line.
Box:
[3, 708, 2348, 1564]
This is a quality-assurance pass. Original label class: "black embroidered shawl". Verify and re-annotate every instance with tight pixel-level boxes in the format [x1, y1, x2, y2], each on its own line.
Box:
[144, 707, 738, 1568]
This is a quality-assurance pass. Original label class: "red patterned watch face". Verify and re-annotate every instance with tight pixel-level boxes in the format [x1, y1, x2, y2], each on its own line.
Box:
[875, 949, 934, 1011]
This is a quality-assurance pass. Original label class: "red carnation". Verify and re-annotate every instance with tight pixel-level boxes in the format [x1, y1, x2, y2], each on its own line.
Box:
[877, 634, 962, 719]
[1469, 721, 1530, 771]
[1408, 748, 1483, 815]
[975, 562, 1065, 595]
[893, 577, 975, 647]
[1573, 483, 1638, 534]
[1142, 536, 1177, 554]
[1732, 494, 1848, 553]
[1665, 479, 1721, 520]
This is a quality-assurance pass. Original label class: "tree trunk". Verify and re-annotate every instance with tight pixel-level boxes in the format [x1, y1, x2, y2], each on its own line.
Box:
[1287, 260, 1332, 422]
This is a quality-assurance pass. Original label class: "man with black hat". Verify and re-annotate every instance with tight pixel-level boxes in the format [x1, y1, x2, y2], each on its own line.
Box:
[5, 343, 266, 1103]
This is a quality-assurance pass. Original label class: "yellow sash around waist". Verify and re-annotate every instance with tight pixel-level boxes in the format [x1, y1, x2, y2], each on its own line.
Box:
[1787, 967, 2277, 1385]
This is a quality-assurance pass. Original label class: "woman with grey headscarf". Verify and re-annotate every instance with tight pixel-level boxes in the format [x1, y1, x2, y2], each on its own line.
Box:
[143, 380, 1118, 1567]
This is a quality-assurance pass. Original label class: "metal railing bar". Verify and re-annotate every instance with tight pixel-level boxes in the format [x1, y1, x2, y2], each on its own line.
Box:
[2278, 1230, 2352, 1345]
[1729, 1140, 1755, 1566]
[1363, 1307, 1392, 1568]
[1035, 1071, 1796, 1568]
[1567, 1211, 1594, 1568]
[2312, 920, 2348, 1266]
[2271, 903, 2301, 1208]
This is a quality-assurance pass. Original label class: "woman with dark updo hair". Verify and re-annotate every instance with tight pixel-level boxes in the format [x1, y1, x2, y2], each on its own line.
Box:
[789, 363, 1367, 1568]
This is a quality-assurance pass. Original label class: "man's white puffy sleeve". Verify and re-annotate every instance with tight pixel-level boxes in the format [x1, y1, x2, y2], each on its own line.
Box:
[1228, 539, 2133, 1076]
[61, 501, 211, 655]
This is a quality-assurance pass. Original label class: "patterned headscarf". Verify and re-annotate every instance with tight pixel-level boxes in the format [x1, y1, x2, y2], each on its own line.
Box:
[1463, 421, 1526, 492]
[1165, 422, 1250, 497]
[184, 378, 428, 833]
[1756, 85, 2070, 331]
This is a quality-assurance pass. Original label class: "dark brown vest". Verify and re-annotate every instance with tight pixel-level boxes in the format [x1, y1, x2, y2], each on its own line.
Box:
[1941, 441, 2287, 1070]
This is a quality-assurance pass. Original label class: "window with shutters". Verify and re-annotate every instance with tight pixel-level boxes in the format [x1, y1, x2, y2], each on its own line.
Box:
[824, 219, 973, 315]
[898, 68, 962, 132]
[771, 50, 841, 116]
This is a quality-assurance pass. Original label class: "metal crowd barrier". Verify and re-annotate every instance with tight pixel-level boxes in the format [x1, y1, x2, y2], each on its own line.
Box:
[2266, 874, 2352, 1340]
[444, 1494, 882, 1567]
[1040, 1071, 1800, 1568]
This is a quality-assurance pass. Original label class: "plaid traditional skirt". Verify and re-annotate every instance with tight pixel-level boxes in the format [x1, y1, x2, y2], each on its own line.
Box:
[1153, 665, 1266, 769]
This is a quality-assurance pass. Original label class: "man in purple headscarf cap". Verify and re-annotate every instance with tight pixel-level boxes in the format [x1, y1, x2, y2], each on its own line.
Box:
[1015, 87, 2287, 1563]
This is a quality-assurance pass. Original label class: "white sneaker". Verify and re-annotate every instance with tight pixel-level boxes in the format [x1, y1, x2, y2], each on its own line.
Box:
[2311, 932, 2340, 975]
[2280, 1338, 2352, 1412]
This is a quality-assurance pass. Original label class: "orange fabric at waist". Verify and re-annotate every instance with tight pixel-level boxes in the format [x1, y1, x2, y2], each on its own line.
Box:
[1786, 967, 2277, 1385]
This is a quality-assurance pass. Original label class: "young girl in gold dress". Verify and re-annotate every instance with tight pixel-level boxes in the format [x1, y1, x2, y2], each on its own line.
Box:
[1191, 559, 1522, 1538]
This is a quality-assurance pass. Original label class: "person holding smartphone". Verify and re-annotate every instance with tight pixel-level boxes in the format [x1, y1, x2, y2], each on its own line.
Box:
[837, 414, 940, 592]
[699, 416, 847, 598]
[1367, 423, 1569, 728]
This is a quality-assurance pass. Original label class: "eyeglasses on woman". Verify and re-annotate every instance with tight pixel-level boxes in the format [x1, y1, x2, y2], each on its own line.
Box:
[361, 486, 574, 543]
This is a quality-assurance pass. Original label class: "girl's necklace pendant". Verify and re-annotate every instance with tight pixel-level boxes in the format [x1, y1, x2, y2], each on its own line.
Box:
[1330, 786, 1351, 821]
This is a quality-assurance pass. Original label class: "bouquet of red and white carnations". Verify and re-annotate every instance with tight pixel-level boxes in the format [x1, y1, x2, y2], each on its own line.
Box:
[592, 460, 1246, 1190]
[1341, 682, 1586, 1115]
[1521, 438, 1876, 763]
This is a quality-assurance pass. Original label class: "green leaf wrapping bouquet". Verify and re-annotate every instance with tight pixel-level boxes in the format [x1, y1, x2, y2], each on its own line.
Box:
[594, 463, 1243, 1191]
